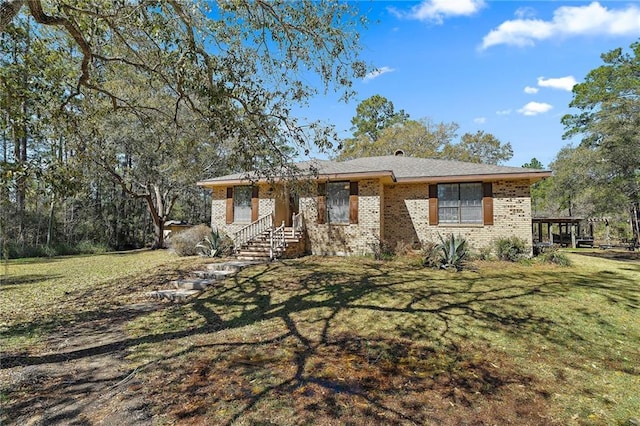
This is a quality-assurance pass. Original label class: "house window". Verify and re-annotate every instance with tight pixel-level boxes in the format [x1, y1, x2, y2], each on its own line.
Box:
[326, 181, 350, 224]
[233, 185, 252, 223]
[438, 183, 483, 224]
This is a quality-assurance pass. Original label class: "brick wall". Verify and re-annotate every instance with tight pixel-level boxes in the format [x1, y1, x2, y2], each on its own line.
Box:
[383, 184, 427, 247]
[301, 179, 381, 255]
[209, 185, 275, 236]
[382, 179, 533, 254]
[210, 186, 229, 231]
[208, 178, 534, 256]
[258, 186, 275, 221]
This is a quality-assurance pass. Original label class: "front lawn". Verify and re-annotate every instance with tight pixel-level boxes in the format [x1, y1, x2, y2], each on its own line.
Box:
[1, 250, 638, 424]
[0, 250, 205, 351]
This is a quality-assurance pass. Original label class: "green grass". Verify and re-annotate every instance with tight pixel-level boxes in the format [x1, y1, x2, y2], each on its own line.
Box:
[2, 250, 639, 425]
[0, 250, 206, 351]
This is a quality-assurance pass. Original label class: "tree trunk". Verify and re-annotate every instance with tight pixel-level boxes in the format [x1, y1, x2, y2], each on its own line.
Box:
[631, 202, 640, 243]
[152, 220, 164, 250]
[145, 186, 165, 250]
[46, 192, 55, 246]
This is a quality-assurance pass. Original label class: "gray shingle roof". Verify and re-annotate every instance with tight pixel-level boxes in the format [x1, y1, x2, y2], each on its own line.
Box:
[198, 155, 549, 185]
[341, 156, 538, 179]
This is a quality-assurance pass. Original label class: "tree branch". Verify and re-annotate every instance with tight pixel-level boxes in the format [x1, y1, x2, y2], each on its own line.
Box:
[0, 0, 24, 31]
[27, 0, 92, 93]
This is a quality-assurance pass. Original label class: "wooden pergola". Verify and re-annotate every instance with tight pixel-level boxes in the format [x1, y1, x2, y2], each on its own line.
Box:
[532, 217, 595, 248]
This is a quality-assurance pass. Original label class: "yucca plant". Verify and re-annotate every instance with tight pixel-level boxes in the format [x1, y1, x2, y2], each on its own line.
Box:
[437, 233, 469, 271]
[195, 228, 231, 258]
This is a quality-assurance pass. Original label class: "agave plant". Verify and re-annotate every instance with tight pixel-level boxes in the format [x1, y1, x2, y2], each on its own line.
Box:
[195, 228, 230, 258]
[437, 233, 469, 271]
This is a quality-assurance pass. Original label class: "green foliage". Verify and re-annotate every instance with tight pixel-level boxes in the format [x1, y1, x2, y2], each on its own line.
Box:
[169, 224, 212, 257]
[196, 228, 232, 258]
[423, 234, 469, 271]
[437, 233, 469, 271]
[537, 248, 572, 267]
[494, 237, 528, 262]
[0, 1, 369, 256]
[338, 105, 512, 165]
[546, 145, 607, 217]
[440, 130, 513, 165]
[561, 40, 640, 233]
[522, 158, 544, 169]
[473, 245, 495, 261]
[350, 95, 409, 142]
[1, 240, 110, 259]
[367, 118, 459, 159]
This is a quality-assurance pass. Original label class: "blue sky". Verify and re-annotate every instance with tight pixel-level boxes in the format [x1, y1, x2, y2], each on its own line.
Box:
[300, 1, 640, 168]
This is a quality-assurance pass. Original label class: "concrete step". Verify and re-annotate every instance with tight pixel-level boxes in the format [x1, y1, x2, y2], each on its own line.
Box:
[238, 246, 278, 252]
[244, 238, 300, 246]
[250, 234, 302, 241]
[148, 289, 200, 301]
[148, 260, 266, 303]
[193, 269, 237, 279]
[237, 256, 271, 261]
[236, 250, 277, 258]
[206, 260, 261, 272]
[172, 278, 215, 290]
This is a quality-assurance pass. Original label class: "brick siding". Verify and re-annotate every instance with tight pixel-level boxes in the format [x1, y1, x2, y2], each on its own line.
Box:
[209, 178, 534, 256]
[382, 180, 533, 254]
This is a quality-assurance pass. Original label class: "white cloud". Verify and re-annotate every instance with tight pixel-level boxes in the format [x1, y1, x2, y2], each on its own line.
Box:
[518, 102, 553, 116]
[496, 109, 512, 116]
[514, 7, 536, 20]
[481, 2, 640, 49]
[474, 117, 486, 124]
[537, 76, 577, 91]
[524, 86, 539, 94]
[363, 66, 395, 82]
[390, 0, 485, 24]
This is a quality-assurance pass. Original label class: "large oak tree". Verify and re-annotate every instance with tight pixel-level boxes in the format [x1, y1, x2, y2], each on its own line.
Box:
[1, 0, 367, 168]
[1, 0, 368, 250]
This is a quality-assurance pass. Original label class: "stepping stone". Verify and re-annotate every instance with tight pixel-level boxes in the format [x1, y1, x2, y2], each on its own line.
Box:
[193, 270, 237, 280]
[148, 289, 200, 301]
[172, 278, 214, 290]
[206, 260, 260, 273]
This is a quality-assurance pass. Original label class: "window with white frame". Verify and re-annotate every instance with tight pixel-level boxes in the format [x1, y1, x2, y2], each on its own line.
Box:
[233, 185, 253, 223]
[326, 181, 350, 224]
[438, 183, 483, 224]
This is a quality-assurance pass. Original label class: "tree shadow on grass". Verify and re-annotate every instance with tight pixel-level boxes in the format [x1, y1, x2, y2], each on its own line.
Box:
[0, 274, 64, 290]
[2, 257, 639, 424]
[575, 249, 640, 263]
[172, 259, 638, 424]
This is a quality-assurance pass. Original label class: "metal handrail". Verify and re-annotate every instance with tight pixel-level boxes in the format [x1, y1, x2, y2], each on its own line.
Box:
[233, 213, 273, 252]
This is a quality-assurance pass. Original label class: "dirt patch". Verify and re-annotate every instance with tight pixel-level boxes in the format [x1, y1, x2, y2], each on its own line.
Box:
[1, 303, 159, 425]
[140, 333, 552, 425]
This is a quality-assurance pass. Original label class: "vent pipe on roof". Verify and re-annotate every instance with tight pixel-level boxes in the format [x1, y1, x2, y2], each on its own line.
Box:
[394, 149, 405, 156]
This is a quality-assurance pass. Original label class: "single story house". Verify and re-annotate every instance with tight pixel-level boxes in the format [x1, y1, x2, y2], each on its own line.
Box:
[197, 155, 551, 257]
